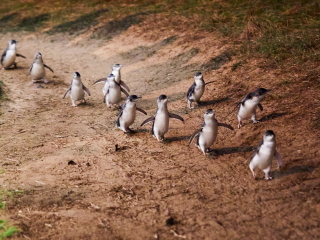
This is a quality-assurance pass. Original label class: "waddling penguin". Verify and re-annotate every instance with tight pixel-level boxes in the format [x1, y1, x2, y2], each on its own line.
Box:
[141, 95, 184, 141]
[249, 130, 283, 180]
[63, 72, 91, 107]
[29, 52, 54, 83]
[104, 74, 129, 108]
[186, 72, 214, 109]
[94, 64, 130, 95]
[117, 95, 147, 133]
[189, 109, 234, 155]
[1, 40, 26, 69]
[237, 88, 271, 128]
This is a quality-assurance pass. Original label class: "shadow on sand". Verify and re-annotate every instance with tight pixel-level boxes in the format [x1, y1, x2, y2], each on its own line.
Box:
[271, 165, 316, 179]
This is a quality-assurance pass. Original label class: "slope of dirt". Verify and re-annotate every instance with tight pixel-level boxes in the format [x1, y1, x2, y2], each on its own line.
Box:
[1, 15, 320, 240]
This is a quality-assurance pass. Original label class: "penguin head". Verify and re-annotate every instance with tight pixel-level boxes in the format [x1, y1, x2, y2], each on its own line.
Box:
[107, 73, 116, 81]
[128, 95, 141, 102]
[35, 52, 42, 59]
[157, 95, 168, 104]
[112, 64, 122, 71]
[264, 130, 275, 141]
[73, 72, 81, 79]
[204, 109, 216, 119]
[253, 88, 271, 100]
[8, 40, 17, 49]
[194, 72, 203, 81]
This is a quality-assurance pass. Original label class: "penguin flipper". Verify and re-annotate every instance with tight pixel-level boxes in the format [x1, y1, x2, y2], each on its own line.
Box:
[258, 103, 263, 111]
[136, 107, 147, 115]
[205, 81, 215, 85]
[63, 87, 71, 99]
[120, 87, 129, 97]
[103, 90, 109, 103]
[274, 150, 283, 169]
[44, 64, 54, 73]
[1, 51, 6, 65]
[120, 80, 130, 92]
[189, 129, 201, 145]
[16, 53, 26, 59]
[140, 116, 155, 127]
[94, 78, 107, 84]
[168, 112, 184, 122]
[218, 122, 234, 130]
[83, 85, 91, 96]
[186, 83, 196, 100]
[116, 109, 123, 127]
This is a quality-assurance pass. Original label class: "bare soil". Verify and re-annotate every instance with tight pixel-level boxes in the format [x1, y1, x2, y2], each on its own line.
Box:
[1, 15, 320, 240]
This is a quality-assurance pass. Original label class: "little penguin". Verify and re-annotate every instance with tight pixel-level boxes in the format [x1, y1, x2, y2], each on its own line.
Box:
[63, 72, 91, 107]
[1, 40, 26, 69]
[104, 74, 129, 108]
[189, 109, 234, 155]
[237, 88, 271, 128]
[117, 95, 147, 133]
[141, 95, 184, 141]
[94, 64, 130, 95]
[29, 52, 54, 83]
[249, 130, 283, 180]
[186, 72, 214, 109]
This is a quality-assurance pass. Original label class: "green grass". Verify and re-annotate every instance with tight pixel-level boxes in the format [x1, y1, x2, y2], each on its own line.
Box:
[0, 220, 19, 239]
[0, 0, 319, 65]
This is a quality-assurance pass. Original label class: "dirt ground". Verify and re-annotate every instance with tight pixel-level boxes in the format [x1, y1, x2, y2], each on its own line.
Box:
[1, 15, 320, 240]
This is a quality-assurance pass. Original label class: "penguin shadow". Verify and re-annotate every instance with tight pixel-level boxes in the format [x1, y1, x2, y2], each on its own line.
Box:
[197, 96, 230, 108]
[271, 165, 316, 179]
[165, 135, 190, 143]
[134, 128, 151, 133]
[259, 112, 288, 122]
[209, 146, 256, 156]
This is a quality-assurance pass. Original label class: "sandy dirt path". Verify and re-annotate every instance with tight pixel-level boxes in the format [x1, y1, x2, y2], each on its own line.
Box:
[0, 26, 320, 240]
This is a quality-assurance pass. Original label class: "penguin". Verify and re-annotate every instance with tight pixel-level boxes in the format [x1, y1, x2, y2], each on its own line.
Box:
[249, 130, 283, 180]
[117, 95, 147, 133]
[104, 74, 129, 108]
[141, 95, 184, 141]
[29, 52, 54, 83]
[94, 63, 130, 95]
[189, 109, 234, 155]
[186, 72, 214, 109]
[237, 88, 271, 128]
[63, 72, 91, 107]
[1, 40, 26, 69]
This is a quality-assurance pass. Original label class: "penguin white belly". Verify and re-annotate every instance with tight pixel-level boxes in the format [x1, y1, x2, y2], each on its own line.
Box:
[31, 63, 46, 80]
[238, 100, 257, 119]
[251, 144, 275, 170]
[70, 85, 85, 101]
[120, 106, 136, 129]
[199, 126, 218, 150]
[2, 50, 16, 68]
[106, 87, 121, 105]
[193, 85, 205, 102]
[153, 112, 169, 139]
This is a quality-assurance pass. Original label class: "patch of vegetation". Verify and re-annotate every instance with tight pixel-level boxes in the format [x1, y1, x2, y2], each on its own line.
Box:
[0, 220, 19, 239]
[46, 9, 108, 35]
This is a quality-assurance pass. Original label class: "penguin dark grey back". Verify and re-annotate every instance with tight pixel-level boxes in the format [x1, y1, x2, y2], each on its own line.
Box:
[1, 39, 26, 69]
[237, 88, 271, 128]
[186, 72, 214, 109]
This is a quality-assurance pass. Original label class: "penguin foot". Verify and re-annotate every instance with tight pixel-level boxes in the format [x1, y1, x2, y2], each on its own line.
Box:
[13, 63, 17, 68]
[82, 99, 86, 104]
[238, 121, 243, 129]
[265, 176, 272, 180]
[124, 128, 135, 133]
[253, 120, 260, 124]
[43, 79, 49, 84]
